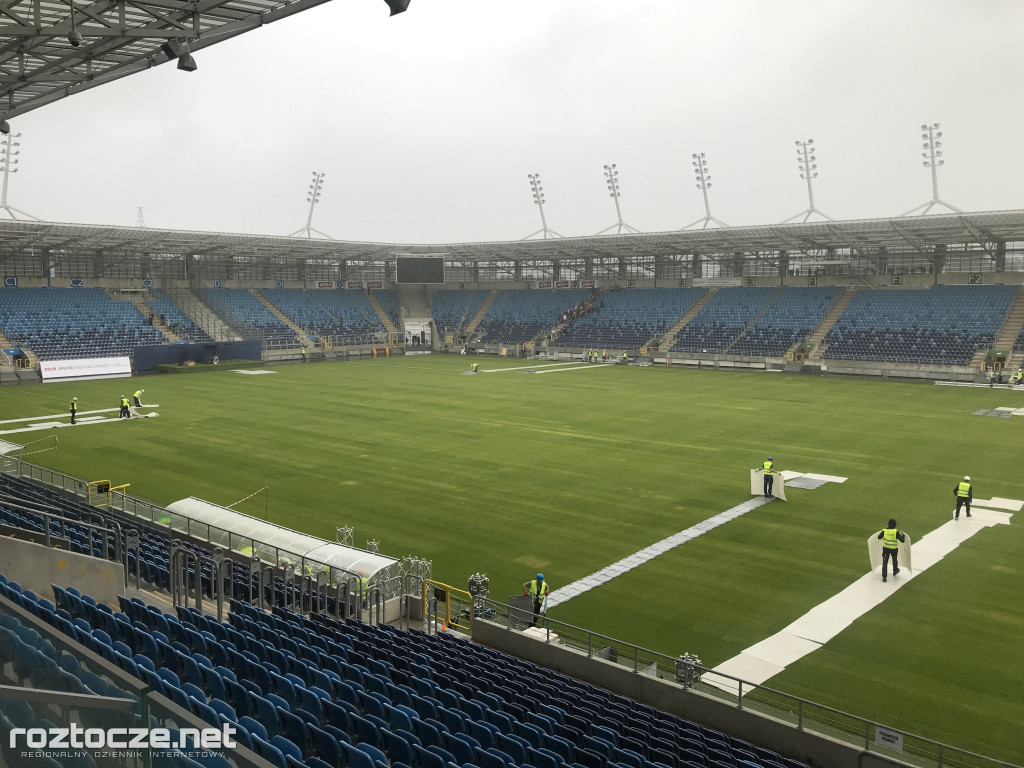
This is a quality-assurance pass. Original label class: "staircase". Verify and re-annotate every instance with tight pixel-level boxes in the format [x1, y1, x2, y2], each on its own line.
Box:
[123, 293, 181, 343]
[972, 285, 1024, 370]
[252, 290, 312, 347]
[654, 289, 715, 351]
[0, 328, 37, 368]
[366, 291, 399, 335]
[166, 287, 235, 342]
[805, 288, 857, 362]
[463, 290, 498, 338]
[723, 287, 783, 354]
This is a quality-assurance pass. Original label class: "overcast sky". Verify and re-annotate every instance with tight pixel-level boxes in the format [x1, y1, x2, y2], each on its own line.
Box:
[9, 0, 1024, 243]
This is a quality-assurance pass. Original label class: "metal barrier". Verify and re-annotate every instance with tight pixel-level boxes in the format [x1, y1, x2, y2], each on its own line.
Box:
[423, 578, 473, 633]
[169, 542, 202, 612]
[476, 597, 1020, 768]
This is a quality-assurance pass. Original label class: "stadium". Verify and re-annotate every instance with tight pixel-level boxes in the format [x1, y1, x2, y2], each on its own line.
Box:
[0, 4, 1023, 768]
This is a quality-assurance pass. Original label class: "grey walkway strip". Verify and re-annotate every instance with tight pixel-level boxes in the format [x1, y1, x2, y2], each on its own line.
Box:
[545, 496, 773, 609]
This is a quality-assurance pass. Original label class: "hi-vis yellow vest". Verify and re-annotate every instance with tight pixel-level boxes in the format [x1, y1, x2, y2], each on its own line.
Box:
[882, 528, 899, 549]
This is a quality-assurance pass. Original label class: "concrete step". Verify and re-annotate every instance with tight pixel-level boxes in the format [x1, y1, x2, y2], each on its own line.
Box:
[464, 290, 498, 337]
[252, 290, 312, 346]
[367, 291, 399, 334]
[806, 289, 857, 362]
[655, 289, 715, 351]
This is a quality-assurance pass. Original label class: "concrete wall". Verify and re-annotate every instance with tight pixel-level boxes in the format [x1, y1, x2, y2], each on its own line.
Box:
[0, 534, 125, 606]
[473, 619, 911, 768]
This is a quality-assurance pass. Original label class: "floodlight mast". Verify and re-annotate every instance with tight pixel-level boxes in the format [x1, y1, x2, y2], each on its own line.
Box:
[901, 122, 962, 216]
[0, 132, 38, 220]
[289, 171, 333, 239]
[682, 152, 729, 229]
[781, 138, 834, 224]
[523, 173, 562, 239]
[595, 163, 641, 235]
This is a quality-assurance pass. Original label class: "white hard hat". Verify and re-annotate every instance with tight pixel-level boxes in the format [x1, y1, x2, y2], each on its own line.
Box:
[72, 397, 77, 401]
[964, 475, 970, 481]
[141, 389, 145, 393]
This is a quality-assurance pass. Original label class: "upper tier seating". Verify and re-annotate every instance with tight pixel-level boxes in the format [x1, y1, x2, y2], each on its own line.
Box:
[729, 287, 843, 357]
[477, 290, 590, 346]
[432, 291, 490, 338]
[147, 288, 214, 344]
[308, 290, 387, 342]
[670, 287, 777, 354]
[197, 288, 295, 345]
[822, 285, 1017, 365]
[261, 289, 347, 343]
[0, 288, 165, 360]
[554, 288, 705, 350]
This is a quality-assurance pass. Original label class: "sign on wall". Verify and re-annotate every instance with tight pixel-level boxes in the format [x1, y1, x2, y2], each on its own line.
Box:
[70, 278, 84, 287]
[276, 280, 285, 289]
[367, 281, 384, 289]
[581, 280, 595, 288]
[3, 276, 16, 287]
[538, 280, 552, 289]
[142, 278, 154, 288]
[214, 279, 224, 288]
[347, 281, 364, 289]
[40, 357, 132, 382]
[626, 280, 636, 288]
[555, 280, 569, 289]
[317, 281, 334, 289]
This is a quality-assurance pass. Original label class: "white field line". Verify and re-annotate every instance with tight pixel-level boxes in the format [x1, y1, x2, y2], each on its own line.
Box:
[703, 501, 1016, 694]
[530, 364, 615, 374]
[0, 405, 160, 425]
[546, 470, 845, 610]
[481, 362, 614, 373]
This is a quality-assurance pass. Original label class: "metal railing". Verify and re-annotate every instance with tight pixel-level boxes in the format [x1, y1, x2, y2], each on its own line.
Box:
[479, 597, 1020, 768]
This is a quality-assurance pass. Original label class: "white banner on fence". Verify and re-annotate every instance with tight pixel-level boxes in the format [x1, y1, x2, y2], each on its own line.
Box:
[692, 277, 742, 287]
[40, 357, 132, 382]
[875, 727, 904, 752]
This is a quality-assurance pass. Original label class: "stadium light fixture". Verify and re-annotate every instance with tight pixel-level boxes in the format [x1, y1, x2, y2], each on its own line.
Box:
[383, 0, 411, 15]
[781, 138, 834, 223]
[0, 132, 39, 220]
[595, 163, 641, 236]
[68, 1, 83, 47]
[0, 119, 8, 136]
[522, 172, 562, 240]
[682, 152, 729, 230]
[901, 121, 961, 216]
[289, 171, 333, 238]
[177, 41, 198, 72]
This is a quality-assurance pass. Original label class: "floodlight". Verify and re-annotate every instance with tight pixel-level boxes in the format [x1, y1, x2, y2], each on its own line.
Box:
[384, 0, 410, 14]
[68, 28, 83, 47]
[178, 52, 197, 71]
[0, 119, 9, 135]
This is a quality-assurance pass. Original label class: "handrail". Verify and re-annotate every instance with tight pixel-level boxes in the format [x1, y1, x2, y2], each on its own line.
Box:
[0, 684, 137, 710]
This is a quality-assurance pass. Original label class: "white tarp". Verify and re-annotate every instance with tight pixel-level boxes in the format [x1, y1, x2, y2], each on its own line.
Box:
[867, 531, 913, 573]
[40, 356, 131, 382]
[166, 496, 397, 580]
[750, 469, 787, 501]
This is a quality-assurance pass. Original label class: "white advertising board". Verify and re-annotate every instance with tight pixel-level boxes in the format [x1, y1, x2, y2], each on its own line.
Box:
[40, 357, 132, 382]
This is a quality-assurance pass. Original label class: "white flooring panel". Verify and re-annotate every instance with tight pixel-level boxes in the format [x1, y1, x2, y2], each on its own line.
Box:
[708, 502, 1017, 689]
[972, 498, 1023, 513]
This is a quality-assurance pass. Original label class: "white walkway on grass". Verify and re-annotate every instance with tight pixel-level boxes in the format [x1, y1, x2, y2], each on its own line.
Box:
[545, 470, 846, 610]
[0, 406, 160, 435]
[704, 498, 1019, 694]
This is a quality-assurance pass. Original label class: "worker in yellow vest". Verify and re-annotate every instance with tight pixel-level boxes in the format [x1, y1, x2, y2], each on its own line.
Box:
[954, 475, 972, 520]
[522, 573, 550, 628]
[70, 397, 78, 425]
[133, 389, 145, 407]
[119, 395, 131, 419]
[756, 457, 777, 497]
[876, 518, 906, 582]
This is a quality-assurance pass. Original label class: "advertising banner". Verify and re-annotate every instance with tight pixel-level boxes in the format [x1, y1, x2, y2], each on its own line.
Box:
[40, 357, 132, 382]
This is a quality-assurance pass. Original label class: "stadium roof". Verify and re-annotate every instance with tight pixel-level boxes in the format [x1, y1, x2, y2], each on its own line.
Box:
[0, 0, 347, 120]
[1, 209, 1023, 266]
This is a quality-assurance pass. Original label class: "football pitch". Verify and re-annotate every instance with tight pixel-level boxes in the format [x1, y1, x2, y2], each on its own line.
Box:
[1, 356, 1022, 763]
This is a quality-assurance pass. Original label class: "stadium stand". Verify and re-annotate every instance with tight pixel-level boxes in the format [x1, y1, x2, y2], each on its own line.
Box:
[0, 287, 165, 361]
[261, 289, 347, 343]
[308, 290, 389, 342]
[670, 287, 778, 354]
[197, 288, 295, 346]
[553, 288, 705, 350]
[432, 290, 490, 339]
[0, 468, 815, 768]
[821, 285, 1017, 365]
[477, 290, 590, 346]
[728, 287, 843, 357]
[146, 288, 215, 344]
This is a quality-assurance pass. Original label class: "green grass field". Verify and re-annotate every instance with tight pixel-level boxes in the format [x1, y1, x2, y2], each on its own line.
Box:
[2, 357, 1022, 763]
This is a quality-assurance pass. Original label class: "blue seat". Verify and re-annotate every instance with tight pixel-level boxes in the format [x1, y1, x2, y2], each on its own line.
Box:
[414, 744, 448, 768]
[358, 742, 389, 766]
[342, 741, 377, 768]
[238, 716, 270, 743]
[309, 724, 344, 768]
[278, 707, 310, 757]
[527, 746, 563, 768]
[249, 693, 281, 736]
[382, 728, 417, 765]
[474, 747, 511, 768]
[351, 712, 382, 748]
